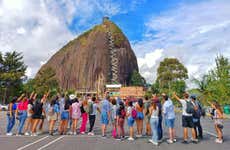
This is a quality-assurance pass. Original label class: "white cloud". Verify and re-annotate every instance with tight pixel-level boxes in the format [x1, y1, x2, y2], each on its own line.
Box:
[137, 49, 163, 68]
[133, 0, 230, 86]
[0, 0, 130, 78]
[16, 27, 26, 35]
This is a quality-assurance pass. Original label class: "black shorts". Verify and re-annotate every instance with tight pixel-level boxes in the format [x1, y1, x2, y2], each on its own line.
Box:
[182, 115, 194, 128]
[32, 115, 42, 119]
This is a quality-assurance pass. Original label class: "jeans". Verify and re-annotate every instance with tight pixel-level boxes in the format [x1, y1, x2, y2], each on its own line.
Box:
[18, 111, 27, 134]
[6, 114, 15, 133]
[150, 118, 159, 143]
[194, 119, 203, 138]
[89, 115, 96, 132]
[157, 116, 163, 140]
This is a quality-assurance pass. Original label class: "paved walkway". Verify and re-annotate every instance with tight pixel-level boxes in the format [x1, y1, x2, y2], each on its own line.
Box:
[0, 112, 229, 150]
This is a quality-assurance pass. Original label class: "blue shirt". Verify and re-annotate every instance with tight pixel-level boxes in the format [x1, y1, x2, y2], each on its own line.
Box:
[54, 104, 60, 113]
[163, 99, 175, 119]
[101, 99, 111, 113]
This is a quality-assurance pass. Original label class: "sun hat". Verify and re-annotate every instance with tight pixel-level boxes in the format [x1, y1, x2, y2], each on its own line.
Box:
[69, 94, 76, 100]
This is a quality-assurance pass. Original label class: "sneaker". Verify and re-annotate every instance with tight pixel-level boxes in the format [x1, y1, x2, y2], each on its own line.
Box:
[49, 132, 54, 136]
[88, 132, 94, 136]
[68, 131, 73, 135]
[181, 140, 188, 144]
[128, 137, 134, 141]
[136, 134, 142, 138]
[73, 132, 77, 135]
[215, 139, 223, 144]
[101, 135, 107, 138]
[6, 132, 13, 136]
[149, 139, 158, 146]
[173, 139, 177, 142]
[192, 138, 198, 144]
[31, 133, 38, 136]
[24, 132, 30, 136]
[88, 132, 92, 136]
[16, 134, 22, 136]
[80, 132, 85, 135]
[116, 137, 121, 140]
[37, 130, 42, 135]
[167, 139, 173, 144]
[158, 139, 163, 143]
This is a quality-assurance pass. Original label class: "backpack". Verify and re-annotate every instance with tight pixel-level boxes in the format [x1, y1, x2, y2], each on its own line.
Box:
[131, 108, 137, 119]
[197, 101, 206, 117]
[88, 102, 94, 114]
[186, 100, 195, 114]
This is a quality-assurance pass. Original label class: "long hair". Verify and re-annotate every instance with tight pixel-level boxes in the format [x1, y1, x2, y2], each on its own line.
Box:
[151, 101, 157, 110]
[212, 100, 223, 114]
[50, 99, 56, 106]
[138, 98, 143, 108]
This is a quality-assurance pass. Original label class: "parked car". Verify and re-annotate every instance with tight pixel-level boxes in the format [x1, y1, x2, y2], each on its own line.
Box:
[0, 104, 8, 111]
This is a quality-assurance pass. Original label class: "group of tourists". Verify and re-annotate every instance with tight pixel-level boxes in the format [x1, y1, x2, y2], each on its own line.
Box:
[3, 91, 224, 146]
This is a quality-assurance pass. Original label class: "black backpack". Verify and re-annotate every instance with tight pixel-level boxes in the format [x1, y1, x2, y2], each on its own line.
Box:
[186, 100, 195, 114]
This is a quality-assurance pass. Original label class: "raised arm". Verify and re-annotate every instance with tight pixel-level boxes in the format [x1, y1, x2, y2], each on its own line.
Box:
[17, 93, 25, 102]
[30, 91, 35, 99]
[172, 92, 181, 101]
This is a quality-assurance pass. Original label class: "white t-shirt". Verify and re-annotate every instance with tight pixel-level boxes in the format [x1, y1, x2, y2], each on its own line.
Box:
[127, 106, 132, 114]
[179, 99, 192, 116]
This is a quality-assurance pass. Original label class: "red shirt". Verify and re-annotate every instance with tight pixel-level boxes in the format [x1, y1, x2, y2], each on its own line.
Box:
[18, 99, 28, 111]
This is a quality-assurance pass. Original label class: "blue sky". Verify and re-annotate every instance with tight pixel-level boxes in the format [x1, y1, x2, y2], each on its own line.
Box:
[0, 0, 230, 86]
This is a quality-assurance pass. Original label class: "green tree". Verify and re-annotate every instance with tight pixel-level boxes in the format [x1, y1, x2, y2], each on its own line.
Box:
[0, 51, 27, 103]
[156, 58, 188, 96]
[130, 70, 146, 86]
[32, 67, 59, 97]
[207, 55, 229, 104]
[151, 80, 160, 94]
[193, 55, 230, 105]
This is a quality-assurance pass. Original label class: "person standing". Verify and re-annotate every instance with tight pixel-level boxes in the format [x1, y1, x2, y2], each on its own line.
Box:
[47, 98, 60, 136]
[162, 93, 176, 144]
[135, 98, 144, 137]
[190, 95, 203, 139]
[210, 101, 224, 143]
[24, 93, 36, 136]
[6, 97, 17, 136]
[153, 95, 163, 142]
[149, 101, 159, 146]
[127, 101, 135, 141]
[71, 97, 81, 135]
[88, 97, 100, 136]
[110, 98, 117, 138]
[116, 102, 126, 140]
[31, 93, 47, 136]
[173, 92, 198, 144]
[100, 94, 111, 138]
[59, 96, 71, 135]
[144, 96, 151, 136]
[79, 96, 89, 134]
[16, 95, 28, 136]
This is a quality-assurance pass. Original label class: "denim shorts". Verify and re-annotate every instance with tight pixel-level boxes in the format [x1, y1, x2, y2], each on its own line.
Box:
[101, 111, 109, 125]
[127, 117, 135, 127]
[137, 112, 144, 120]
[61, 111, 69, 120]
[165, 118, 175, 128]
